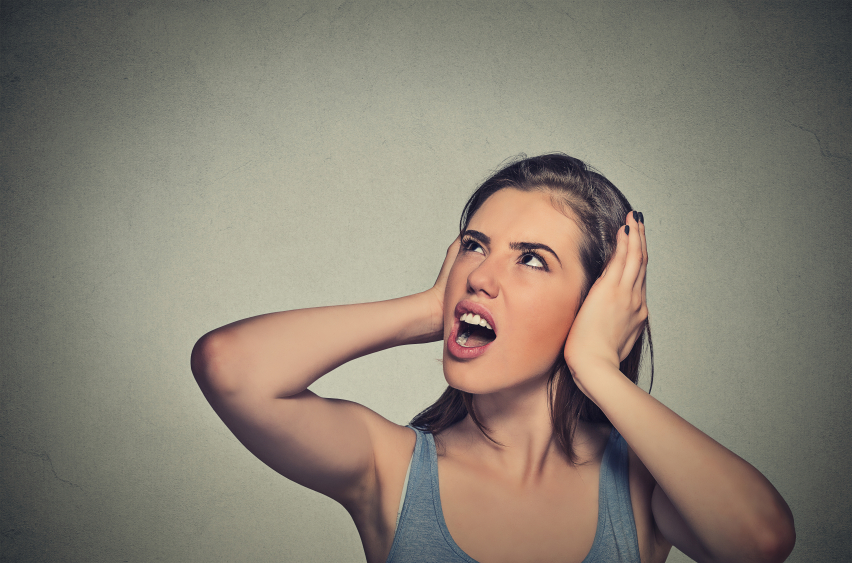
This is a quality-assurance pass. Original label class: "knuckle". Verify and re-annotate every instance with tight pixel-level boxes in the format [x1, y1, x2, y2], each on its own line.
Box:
[631, 295, 643, 311]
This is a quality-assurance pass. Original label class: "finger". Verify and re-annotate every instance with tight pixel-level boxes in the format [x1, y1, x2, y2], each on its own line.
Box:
[447, 236, 462, 260]
[620, 211, 643, 288]
[637, 211, 648, 295]
[600, 221, 630, 287]
[434, 236, 462, 287]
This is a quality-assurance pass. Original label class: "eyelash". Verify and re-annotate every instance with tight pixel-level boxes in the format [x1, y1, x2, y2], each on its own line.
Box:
[460, 236, 549, 271]
[460, 236, 483, 254]
[520, 250, 549, 271]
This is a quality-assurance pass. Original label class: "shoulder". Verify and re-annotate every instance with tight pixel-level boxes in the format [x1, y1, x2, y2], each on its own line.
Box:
[337, 407, 417, 562]
[352, 405, 417, 496]
[305, 399, 415, 509]
[372, 417, 418, 480]
[626, 443, 673, 563]
[355, 408, 417, 509]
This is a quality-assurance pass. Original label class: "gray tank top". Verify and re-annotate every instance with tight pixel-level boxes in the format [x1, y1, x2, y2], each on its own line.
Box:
[385, 427, 641, 563]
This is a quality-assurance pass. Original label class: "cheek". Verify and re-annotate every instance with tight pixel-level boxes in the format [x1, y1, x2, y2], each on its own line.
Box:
[514, 298, 579, 363]
[525, 314, 573, 357]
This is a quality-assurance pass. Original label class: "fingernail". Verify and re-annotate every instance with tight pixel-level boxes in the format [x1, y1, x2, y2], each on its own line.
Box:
[632, 211, 638, 222]
[638, 211, 644, 224]
[625, 224, 630, 235]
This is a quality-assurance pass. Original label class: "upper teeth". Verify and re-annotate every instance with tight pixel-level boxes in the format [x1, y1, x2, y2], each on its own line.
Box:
[460, 312, 493, 331]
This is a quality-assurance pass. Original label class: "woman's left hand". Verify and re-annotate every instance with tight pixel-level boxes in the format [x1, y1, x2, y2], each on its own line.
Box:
[565, 211, 796, 563]
[563, 210, 648, 380]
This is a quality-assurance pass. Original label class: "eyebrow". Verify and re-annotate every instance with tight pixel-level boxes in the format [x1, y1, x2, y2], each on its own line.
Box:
[463, 229, 563, 267]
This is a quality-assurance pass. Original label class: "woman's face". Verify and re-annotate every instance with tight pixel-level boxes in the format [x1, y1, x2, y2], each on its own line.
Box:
[443, 188, 587, 395]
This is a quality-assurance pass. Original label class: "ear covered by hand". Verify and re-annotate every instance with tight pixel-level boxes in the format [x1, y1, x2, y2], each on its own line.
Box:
[563, 211, 648, 380]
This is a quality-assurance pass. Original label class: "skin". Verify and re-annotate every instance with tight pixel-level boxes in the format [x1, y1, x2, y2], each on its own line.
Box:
[442, 189, 586, 395]
[191, 188, 795, 563]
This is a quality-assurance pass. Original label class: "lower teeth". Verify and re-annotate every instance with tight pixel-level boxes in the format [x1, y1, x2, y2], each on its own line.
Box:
[456, 329, 471, 347]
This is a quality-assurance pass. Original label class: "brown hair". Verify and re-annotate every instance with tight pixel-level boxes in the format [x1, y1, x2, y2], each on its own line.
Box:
[410, 153, 653, 463]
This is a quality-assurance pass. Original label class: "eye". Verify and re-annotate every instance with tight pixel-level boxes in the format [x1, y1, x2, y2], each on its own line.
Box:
[520, 252, 547, 270]
[461, 237, 485, 255]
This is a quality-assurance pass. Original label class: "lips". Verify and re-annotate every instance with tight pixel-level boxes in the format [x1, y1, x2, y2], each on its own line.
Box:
[447, 300, 498, 360]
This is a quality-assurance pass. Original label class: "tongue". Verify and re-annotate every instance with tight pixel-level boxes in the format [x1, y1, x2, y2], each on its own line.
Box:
[462, 325, 495, 348]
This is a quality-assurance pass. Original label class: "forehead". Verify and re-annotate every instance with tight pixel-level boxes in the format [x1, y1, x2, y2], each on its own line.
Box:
[468, 189, 582, 252]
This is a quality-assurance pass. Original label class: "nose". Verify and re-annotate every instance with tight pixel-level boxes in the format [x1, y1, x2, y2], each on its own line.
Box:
[466, 256, 500, 298]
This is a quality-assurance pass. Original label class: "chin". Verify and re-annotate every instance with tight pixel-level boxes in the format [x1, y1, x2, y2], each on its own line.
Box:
[441, 347, 552, 396]
[442, 349, 493, 395]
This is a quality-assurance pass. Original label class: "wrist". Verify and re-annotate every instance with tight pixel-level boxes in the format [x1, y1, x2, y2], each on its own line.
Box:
[565, 348, 620, 379]
[567, 355, 623, 398]
[396, 290, 444, 345]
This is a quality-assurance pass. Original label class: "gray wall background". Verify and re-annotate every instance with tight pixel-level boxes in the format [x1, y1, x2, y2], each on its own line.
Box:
[2, 1, 850, 561]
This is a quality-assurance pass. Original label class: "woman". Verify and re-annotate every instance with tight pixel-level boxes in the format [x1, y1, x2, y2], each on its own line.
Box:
[191, 154, 795, 562]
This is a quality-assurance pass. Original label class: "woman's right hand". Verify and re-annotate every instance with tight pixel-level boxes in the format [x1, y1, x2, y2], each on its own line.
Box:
[418, 236, 462, 342]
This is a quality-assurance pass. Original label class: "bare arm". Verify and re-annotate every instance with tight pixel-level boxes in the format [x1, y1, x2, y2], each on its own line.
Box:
[564, 213, 795, 563]
[191, 239, 460, 505]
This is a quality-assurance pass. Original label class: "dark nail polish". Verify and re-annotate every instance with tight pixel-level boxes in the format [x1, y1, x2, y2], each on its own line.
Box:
[638, 211, 644, 224]
[625, 225, 630, 235]
[632, 211, 638, 222]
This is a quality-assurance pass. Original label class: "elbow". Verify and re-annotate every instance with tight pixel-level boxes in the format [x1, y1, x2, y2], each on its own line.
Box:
[754, 513, 796, 563]
[707, 495, 796, 563]
[191, 329, 244, 398]
[739, 503, 796, 563]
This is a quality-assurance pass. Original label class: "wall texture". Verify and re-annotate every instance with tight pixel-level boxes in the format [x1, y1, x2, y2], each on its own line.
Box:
[1, 1, 850, 561]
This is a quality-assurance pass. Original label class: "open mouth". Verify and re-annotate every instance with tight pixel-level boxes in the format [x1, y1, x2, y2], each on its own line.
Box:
[455, 312, 497, 348]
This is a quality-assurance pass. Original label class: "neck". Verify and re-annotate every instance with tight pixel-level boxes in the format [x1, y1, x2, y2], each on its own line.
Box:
[473, 374, 554, 449]
[449, 375, 607, 483]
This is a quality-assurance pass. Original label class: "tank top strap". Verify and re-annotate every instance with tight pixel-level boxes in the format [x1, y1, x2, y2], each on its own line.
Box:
[582, 427, 642, 562]
[385, 427, 474, 563]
